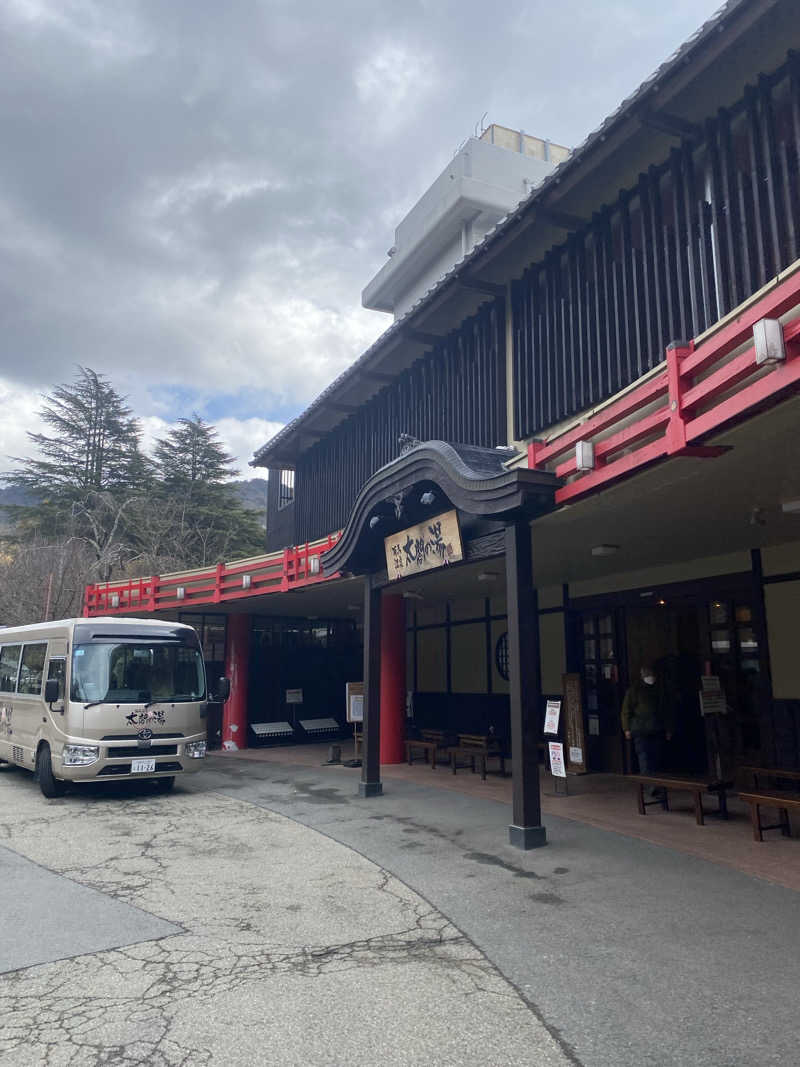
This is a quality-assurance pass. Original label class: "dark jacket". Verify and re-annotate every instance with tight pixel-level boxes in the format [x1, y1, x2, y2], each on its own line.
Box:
[621, 679, 671, 736]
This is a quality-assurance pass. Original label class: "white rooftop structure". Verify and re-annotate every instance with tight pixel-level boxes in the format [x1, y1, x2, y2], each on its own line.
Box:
[362, 124, 570, 321]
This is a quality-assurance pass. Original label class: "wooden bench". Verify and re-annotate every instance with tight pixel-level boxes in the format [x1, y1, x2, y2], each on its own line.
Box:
[629, 774, 731, 826]
[448, 734, 508, 781]
[739, 765, 800, 790]
[405, 730, 448, 769]
[738, 790, 800, 841]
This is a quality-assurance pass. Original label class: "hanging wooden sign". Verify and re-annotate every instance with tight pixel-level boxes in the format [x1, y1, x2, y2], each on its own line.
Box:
[385, 509, 463, 580]
[562, 673, 587, 773]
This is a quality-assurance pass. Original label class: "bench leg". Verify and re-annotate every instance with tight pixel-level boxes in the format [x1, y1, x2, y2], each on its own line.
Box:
[637, 784, 646, 816]
[662, 789, 669, 812]
[694, 791, 704, 826]
[431, 750, 437, 770]
[750, 802, 763, 842]
[781, 808, 791, 837]
[718, 790, 729, 820]
[451, 753, 457, 775]
[480, 756, 487, 782]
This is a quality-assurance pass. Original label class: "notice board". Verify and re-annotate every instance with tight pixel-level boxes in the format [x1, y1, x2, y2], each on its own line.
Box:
[346, 681, 364, 723]
[562, 673, 587, 773]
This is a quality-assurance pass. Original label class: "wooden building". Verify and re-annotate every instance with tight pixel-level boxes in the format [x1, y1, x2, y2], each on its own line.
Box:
[86, 0, 800, 847]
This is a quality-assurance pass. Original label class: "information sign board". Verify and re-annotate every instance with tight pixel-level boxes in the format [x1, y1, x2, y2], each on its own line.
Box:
[544, 699, 561, 736]
[548, 742, 566, 778]
[385, 510, 463, 580]
[346, 681, 364, 723]
[562, 673, 587, 773]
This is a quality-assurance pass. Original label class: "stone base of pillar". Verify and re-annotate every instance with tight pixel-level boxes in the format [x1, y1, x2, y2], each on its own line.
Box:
[358, 781, 384, 798]
[508, 824, 547, 850]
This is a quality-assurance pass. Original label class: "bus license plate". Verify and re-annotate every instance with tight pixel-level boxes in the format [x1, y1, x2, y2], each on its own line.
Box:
[131, 758, 156, 774]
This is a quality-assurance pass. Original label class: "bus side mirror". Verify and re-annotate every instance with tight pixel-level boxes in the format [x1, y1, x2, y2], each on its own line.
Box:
[44, 679, 60, 706]
[216, 677, 231, 703]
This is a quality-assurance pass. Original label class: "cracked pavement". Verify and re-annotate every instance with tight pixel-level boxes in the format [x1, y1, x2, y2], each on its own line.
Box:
[0, 769, 571, 1066]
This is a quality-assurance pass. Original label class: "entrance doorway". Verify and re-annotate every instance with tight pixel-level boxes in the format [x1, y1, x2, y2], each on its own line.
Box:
[577, 579, 764, 776]
[248, 616, 362, 738]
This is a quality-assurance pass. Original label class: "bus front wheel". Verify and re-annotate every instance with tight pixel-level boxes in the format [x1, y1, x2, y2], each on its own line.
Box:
[37, 745, 66, 799]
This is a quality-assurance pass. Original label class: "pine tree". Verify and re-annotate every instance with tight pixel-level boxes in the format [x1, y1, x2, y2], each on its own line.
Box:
[150, 416, 263, 567]
[3, 368, 145, 580]
[7, 367, 143, 500]
[153, 416, 237, 487]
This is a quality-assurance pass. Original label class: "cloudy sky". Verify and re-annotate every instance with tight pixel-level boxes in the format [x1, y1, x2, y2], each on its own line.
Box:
[0, 0, 724, 477]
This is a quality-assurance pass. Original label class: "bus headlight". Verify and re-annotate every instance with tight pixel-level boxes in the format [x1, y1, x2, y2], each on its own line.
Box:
[62, 745, 100, 766]
[184, 741, 207, 759]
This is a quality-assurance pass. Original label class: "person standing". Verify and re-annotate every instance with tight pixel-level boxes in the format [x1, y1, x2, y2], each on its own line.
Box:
[621, 664, 673, 775]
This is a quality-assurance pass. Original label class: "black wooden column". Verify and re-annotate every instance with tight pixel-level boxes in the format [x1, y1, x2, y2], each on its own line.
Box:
[360, 575, 383, 797]
[505, 518, 546, 848]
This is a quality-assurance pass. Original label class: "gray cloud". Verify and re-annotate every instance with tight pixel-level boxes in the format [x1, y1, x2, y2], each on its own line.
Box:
[0, 0, 724, 469]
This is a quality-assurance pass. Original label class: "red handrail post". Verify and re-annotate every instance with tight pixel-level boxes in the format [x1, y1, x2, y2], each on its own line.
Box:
[665, 340, 693, 454]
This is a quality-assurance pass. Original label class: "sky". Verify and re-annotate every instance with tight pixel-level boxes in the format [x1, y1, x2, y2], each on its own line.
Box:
[0, 0, 726, 479]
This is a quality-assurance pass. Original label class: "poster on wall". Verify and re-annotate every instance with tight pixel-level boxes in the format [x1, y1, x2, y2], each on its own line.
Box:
[345, 681, 364, 723]
[562, 673, 588, 773]
[543, 699, 561, 736]
[548, 742, 566, 778]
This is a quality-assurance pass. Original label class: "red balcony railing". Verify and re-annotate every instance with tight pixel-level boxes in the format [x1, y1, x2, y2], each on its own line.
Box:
[84, 533, 341, 617]
[529, 268, 800, 504]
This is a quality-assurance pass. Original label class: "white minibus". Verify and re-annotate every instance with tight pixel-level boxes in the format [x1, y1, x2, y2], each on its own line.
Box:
[0, 617, 228, 797]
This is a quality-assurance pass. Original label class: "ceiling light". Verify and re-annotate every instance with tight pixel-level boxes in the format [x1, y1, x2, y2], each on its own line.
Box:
[420, 491, 436, 506]
[346, 603, 361, 611]
[369, 515, 381, 529]
[591, 544, 619, 557]
[781, 499, 800, 515]
[402, 591, 424, 600]
[477, 571, 498, 582]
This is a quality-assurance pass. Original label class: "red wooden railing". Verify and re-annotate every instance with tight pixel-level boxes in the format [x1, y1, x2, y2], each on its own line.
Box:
[84, 533, 341, 617]
[529, 269, 800, 504]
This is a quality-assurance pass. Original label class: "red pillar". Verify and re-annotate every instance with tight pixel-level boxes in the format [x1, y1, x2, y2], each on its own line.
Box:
[380, 594, 406, 764]
[222, 614, 250, 750]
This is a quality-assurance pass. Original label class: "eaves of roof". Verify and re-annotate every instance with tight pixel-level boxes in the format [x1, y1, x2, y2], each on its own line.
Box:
[251, 0, 764, 470]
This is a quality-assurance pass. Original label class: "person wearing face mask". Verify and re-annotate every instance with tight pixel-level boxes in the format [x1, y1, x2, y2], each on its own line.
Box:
[621, 664, 673, 778]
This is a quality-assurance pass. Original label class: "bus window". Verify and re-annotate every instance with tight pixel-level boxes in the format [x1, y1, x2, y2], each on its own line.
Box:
[19, 643, 47, 696]
[0, 645, 21, 693]
[46, 657, 66, 703]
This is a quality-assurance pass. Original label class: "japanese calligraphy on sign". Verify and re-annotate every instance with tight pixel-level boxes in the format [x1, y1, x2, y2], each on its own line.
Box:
[385, 510, 463, 580]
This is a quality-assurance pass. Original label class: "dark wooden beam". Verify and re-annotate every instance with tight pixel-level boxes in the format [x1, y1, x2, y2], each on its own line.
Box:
[639, 108, 701, 141]
[359, 576, 383, 797]
[322, 401, 358, 414]
[536, 206, 588, 232]
[361, 371, 395, 383]
[457, 276, 506, 297]
[401, 327, 442, 347]
[506, 519, 546, 848]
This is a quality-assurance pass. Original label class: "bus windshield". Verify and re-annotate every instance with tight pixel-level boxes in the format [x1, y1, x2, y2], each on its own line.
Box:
[70, 642, 206, 704]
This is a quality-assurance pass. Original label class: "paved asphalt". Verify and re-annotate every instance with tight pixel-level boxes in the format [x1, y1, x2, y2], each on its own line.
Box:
[1, 754, 797, 1066]
[0, 763, 568, 1067]
[188, 755, 800, 1067]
